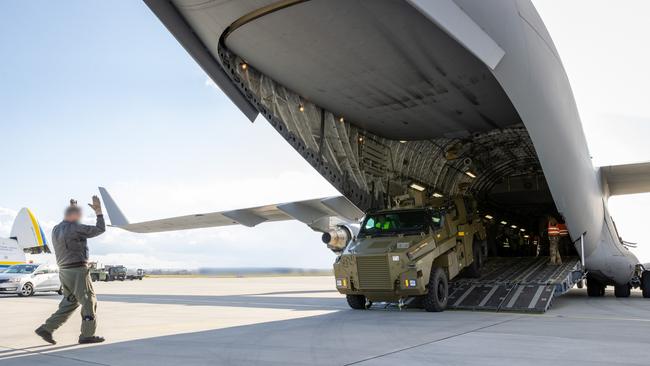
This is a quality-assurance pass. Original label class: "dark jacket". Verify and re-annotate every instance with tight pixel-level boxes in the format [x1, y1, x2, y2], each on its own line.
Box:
[52, 215, 105, 268]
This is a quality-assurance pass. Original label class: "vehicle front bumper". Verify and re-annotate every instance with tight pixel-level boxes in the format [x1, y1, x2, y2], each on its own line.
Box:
[0, 284, 20, 293]
[333, 255, 427, 299]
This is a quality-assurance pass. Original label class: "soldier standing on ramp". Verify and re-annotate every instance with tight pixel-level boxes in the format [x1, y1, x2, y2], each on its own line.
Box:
[35, 196, 106, 345]
[547, 216, 563, 265]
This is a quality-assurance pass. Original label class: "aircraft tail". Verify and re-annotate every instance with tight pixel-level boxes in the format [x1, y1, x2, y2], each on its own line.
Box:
[9, 208, 50, 254]
[98, 187, 130, 226]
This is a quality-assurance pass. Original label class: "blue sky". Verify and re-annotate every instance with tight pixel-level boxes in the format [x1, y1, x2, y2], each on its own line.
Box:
[1, 1, 649, 268]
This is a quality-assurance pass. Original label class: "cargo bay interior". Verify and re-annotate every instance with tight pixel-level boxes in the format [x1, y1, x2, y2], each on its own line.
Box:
[214, 0, 578, 265]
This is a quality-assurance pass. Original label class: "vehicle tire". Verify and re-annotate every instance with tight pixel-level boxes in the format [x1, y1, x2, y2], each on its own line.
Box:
[57, 287, 63, 295]
[642, 271, 650, 298]
[614, 284, 631, 298]
[424, 266, 448, 312]
[346, 294, 368, 310]
[587, 277, 605, 297]
[465, 240, 484, 278]
[138, 277, 143, 280]
[91, 274, 98, 282]
[19, 283, 34, 297]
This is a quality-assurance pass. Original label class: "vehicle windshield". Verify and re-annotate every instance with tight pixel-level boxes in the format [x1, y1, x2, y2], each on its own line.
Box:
[5, 264, 38, 274]
[360, 210, 429, 237]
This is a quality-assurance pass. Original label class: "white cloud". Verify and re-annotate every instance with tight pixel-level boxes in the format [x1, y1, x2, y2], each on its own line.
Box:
[104, 170, 339, 221]
[0, 207, 17, 237]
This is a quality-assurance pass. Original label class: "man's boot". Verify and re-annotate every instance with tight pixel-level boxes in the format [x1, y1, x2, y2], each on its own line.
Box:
[79, 336, 105, 344]
[35, 325, 56, 345]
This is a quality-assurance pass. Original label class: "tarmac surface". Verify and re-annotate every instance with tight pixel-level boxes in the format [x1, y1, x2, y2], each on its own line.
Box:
[1, 276, 650, 365]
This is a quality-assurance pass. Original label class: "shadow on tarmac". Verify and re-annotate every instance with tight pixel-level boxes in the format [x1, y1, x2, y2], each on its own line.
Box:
[4, 290, 650, 365]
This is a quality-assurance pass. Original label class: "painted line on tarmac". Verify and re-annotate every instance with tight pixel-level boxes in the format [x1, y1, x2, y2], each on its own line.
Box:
[343, 316, 524, 365]
[100, 295, 349, 310]
[0, 344, 109, 365]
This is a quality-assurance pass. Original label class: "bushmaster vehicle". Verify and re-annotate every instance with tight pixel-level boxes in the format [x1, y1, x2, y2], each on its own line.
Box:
[333, 198, 485, 311]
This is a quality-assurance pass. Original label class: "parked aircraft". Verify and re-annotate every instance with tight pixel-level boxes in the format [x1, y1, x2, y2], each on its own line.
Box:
[104, 0, 650, 304]
[0, 208, 50, 269]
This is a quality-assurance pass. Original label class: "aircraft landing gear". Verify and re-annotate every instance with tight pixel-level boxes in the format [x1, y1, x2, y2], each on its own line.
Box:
[614, 284, 631, 298]
[642, 271, 650, 299]
[587, 276, 606, 297]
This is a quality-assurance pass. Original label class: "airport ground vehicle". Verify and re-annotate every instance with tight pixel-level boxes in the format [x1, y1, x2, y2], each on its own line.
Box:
[332, 198, 485, 312]
[89, 262, 109, 282]
[126, 268, 145, 280]
[0, 264, 62, 297]
[106, 265, 127, 281]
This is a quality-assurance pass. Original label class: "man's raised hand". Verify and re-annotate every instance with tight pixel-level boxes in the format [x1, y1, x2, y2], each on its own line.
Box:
[88, 195, 102, 215]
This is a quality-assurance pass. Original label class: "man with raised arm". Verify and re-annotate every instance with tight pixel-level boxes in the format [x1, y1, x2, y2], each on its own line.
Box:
[35, 196, 106, 344]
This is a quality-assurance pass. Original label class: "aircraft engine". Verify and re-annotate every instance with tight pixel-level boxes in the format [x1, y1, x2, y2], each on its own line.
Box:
[322, 225, 353, 253]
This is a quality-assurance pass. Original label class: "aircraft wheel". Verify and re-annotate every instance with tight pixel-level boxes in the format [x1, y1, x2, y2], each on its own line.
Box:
[19, 283, 34, 297]
[587, 277, 605, 297]
[424, 266, 448, 312]
[642, 271, 650, 298]
[346, 294, 368, 310]
[614, 284, 631, 298]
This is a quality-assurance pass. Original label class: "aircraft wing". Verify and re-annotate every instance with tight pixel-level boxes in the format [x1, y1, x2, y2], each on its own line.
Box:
[600, 162, 650, 196]
[98, 187, 364, 234]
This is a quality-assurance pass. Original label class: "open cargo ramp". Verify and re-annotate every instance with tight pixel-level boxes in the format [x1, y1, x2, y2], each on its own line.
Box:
[448, 257, 583, 313]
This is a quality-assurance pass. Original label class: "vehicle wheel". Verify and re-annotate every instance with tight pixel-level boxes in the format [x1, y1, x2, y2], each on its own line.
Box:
[642, 271, 650, 298]
[576, 279, 584, 289]
[91, 274, 97, 282]
[614, 284, 631, 298]
[346, 294, 368, 310]
[57, 287, 63, 295]
[587, 277, 605, 297]
[424, 266, 448, 312]
[465, 240, 483, 278]
[138, 277, 143, 280]
[19, 283, 34, 297]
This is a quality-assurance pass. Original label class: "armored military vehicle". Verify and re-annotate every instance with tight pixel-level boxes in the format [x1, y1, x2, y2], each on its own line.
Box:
[106, 265, 127, 281]
[331, 197, 486, 312]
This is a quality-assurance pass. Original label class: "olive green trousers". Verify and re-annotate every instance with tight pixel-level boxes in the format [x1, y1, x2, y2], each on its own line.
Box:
[42, 266, 97, 338]
[549, 236, 562, 265]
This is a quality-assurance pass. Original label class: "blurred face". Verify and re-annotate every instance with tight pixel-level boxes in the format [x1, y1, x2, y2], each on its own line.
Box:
[65, 209, 82, 223]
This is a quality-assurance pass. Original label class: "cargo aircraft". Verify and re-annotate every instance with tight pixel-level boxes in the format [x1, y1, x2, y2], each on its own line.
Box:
[101, 0, 650, 310]
[0, 208, 50, 269]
